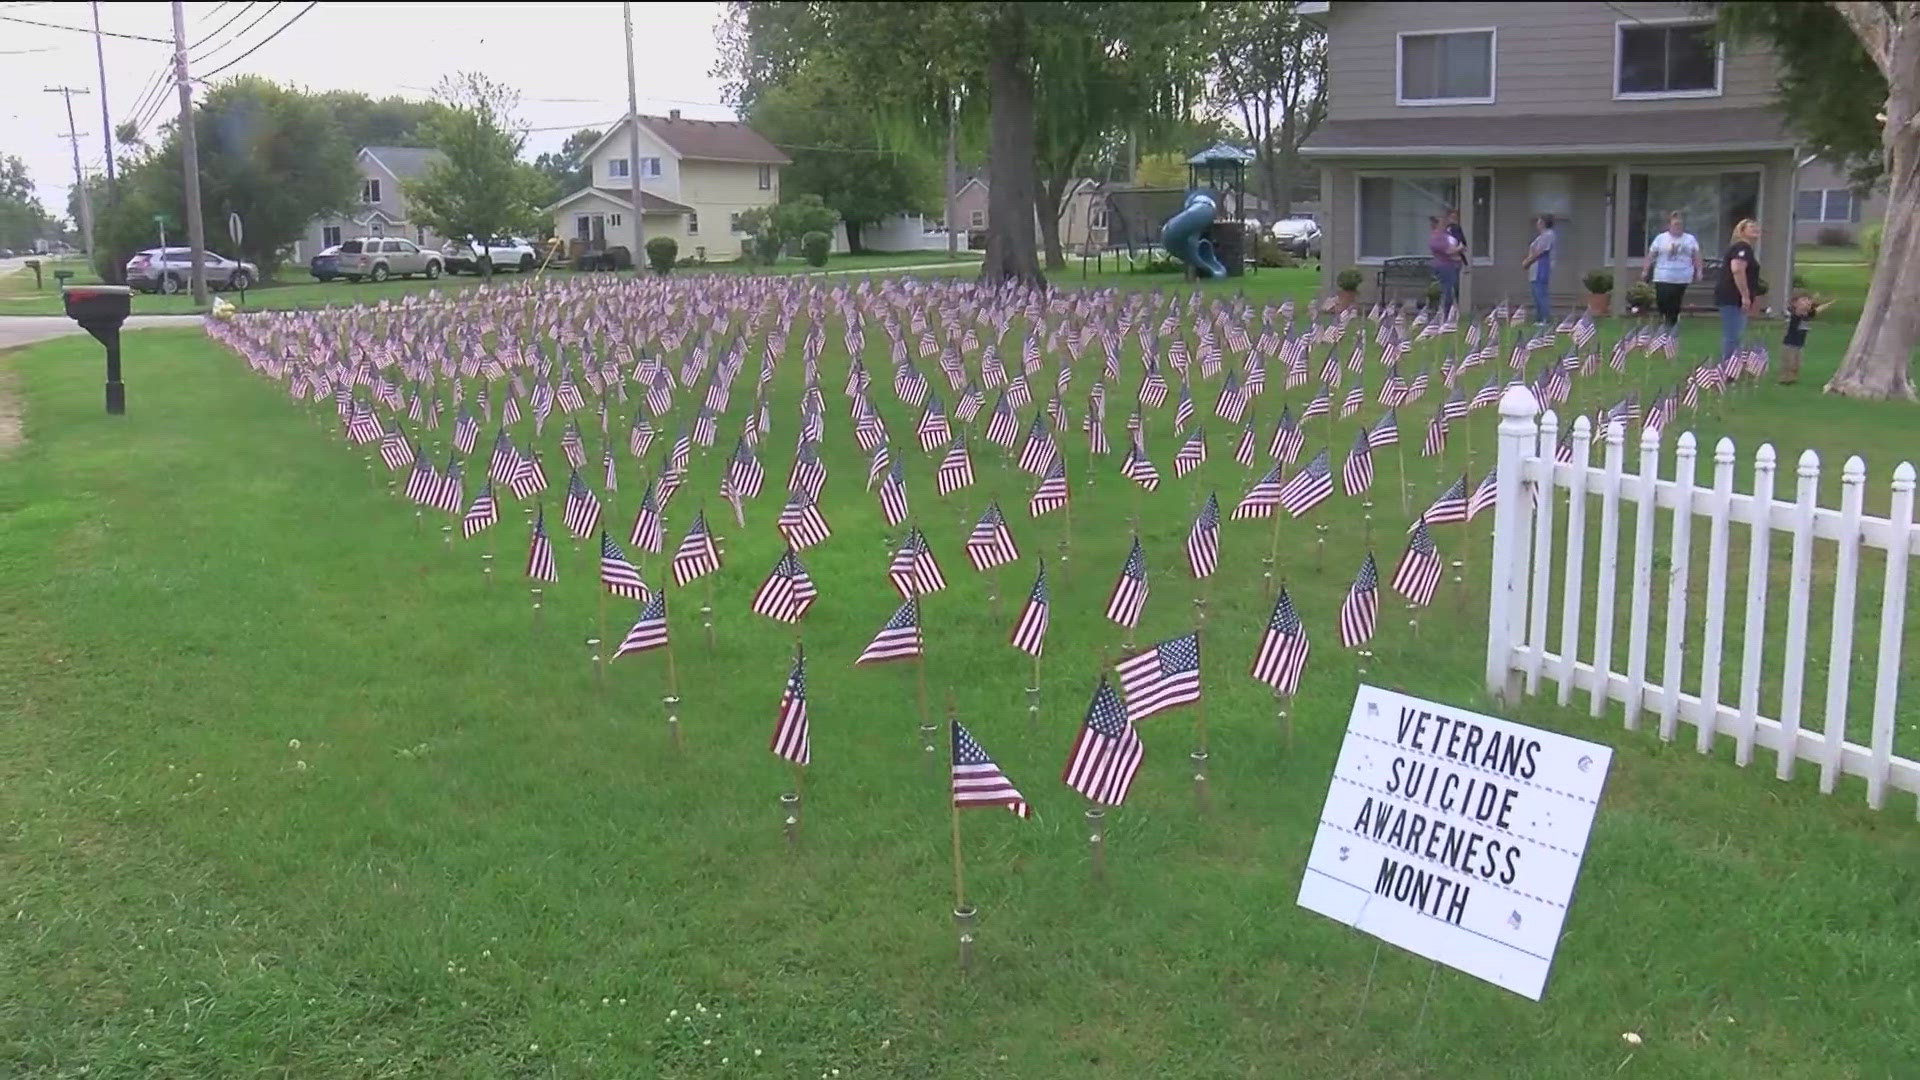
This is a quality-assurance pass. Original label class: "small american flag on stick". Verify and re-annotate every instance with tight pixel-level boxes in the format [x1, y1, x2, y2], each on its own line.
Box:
[750, 545, 818, 623]
[564, 469, 601, 538]
[1338, 552, 1379, 648]
[1008, 562, 1050, 656]
[855, 597, 923, 664]
[1250, 587, 1310, 695]
[1028, 455, 1069, 517]
[526, 508, 558, 583]
[936, 434, 975, 495]
[1391, 521, 1444, 607]
[1104, 536, 1149, 628]
[777, 490, 831, 550]
[1061, 676, 1142, 807]
[614, 593, 669, 657]
[1279, 449, 1334, 516]
[1114, 632, 1202, 721]
[670, 510, 722, 586]
[966, 501, 1019, 571]
[888, 526, 947, 598]
[1187, 493, 1220, 578]
[599, 533, 649, 600]
[461, 481, 498, 538]
[952, 720, 1030, 818]
[769, 645, 810, 766]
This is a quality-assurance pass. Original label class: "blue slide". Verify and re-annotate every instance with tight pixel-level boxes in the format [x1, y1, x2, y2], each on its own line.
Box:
[1161, 190, 1228, 278]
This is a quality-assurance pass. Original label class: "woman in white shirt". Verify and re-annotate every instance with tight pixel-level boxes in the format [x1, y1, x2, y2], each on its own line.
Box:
[1642, 212, 1703, 330]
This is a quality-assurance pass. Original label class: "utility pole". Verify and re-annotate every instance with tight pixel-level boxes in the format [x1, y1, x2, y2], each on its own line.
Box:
[169, 0, 208, 305]
[945, 93, 958, 259]
[44, 86, 95, 270]
[91, 1, 115, 191]
[622, 2, 645, 269]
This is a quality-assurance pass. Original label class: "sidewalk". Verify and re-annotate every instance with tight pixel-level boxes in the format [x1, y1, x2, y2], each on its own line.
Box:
[0, 314, 203, 351]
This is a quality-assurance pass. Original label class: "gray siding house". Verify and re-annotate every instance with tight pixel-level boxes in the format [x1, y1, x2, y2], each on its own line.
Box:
[295, 146, 447, 262]
[1300, 1, 1800, 314]
[1793, 157, 1883, 247]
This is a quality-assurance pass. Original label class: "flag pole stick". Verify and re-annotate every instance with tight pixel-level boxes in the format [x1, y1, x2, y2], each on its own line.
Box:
[1027, 650, 1042, 735]
[663, 583, 683, 751]
[1265, 504, 1284, 596]
[1396, 440, 1410, 517]
[1192, 625, 1211, 816]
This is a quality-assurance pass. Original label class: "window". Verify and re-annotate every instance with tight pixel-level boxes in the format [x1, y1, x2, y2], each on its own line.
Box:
[1798, 188, 1861, 223]
[729, 212, 742, 233]
[758, 163, 773, 190]
[608, 158, 631, 180]
[609, 213, 623, 228]
[321, 225, 341, 248]
[1397, 30, 1494, 104]
[394, 240, 418, 253]
[640, 157, 662, 177]
[687, 212, 699, 235]
[1794, 190, 1823, 221]
[1625, 170, 1758, 257]
[1356, 174, 1491, 261]
[1617, 21, 1719, 97]
[969, 209, 985, 228]
[1090, 207, 1108, 229]
[361, 178, 381, 203]
[575, 215, 593, 241]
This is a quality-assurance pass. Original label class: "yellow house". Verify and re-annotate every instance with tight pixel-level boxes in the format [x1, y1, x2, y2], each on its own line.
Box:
[543, 110, 790, 261]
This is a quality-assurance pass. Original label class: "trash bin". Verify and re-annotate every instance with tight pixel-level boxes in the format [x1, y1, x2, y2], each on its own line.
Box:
[1207, 221, 1246, 278]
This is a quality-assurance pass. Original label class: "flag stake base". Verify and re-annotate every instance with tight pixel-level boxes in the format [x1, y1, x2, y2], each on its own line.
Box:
[699, 604, 715, 650]
[441, 524, 453, 547]
[780, 791, 801, 849]
[1315, 525, 1328, 572]
[1025, 685, 1040, 733]
[1190, 751, 1211, 815]
[1085, 807, 1106, 882]
[663, 695, 683, 750]
[920, 721, 940, 770]
[1357, 649, 1374, 678]
[953, 905, 977, 973]
[482, 553, 494, 585]
[1276, 700, 1294, 751]
[530, 588, 543, 629]
[587, 638, 604, 685]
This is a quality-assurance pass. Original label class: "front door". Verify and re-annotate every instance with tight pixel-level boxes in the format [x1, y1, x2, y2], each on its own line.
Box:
[574, 214, 608, 249]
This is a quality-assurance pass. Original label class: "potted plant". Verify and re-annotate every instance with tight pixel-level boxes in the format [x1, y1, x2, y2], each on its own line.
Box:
[1582, 269, 1614, 316]
[1625, 280, 1656, 316]
[645, 236, 678, 276]
[1335, 267, 1364, 310]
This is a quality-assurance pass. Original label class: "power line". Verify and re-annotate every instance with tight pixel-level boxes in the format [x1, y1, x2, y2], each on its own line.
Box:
[187, 1, 255, 53]
[195, 1, 313, 79]
[0, 11, 170, 41]
[192, 0, 280, 64]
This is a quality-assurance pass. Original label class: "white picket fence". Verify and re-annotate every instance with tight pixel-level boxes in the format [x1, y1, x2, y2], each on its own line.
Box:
[1483, 387, 1919, 813]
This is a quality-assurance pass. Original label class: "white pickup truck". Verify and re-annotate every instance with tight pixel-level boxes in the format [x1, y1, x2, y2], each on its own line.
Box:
[440, 236, 539, 275]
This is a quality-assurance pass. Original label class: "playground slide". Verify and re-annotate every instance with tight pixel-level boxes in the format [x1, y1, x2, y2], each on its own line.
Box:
[1160, 190, 1228, 278]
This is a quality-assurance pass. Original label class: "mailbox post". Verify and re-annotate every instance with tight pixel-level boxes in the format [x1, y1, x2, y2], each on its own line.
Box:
[63, 285, 133, 415]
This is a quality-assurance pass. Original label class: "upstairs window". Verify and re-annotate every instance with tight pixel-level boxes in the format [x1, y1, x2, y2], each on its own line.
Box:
[641, 157, 663, 178]
[758, 164, 773, 190]
[1617, 21, 1719, 97]
[1398, 30, 1494, 105]
[361, 178, 381, 203]
[607, 158, 631, 180]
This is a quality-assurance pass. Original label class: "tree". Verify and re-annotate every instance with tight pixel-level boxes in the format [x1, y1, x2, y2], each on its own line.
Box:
[316, 91, 448, 150]
[192, 78, 360, 276]
[1133, 152, 1189, 189]
[1720, 2, 1917, 400]
[532, 128, 603, 204]
[772, 192, 840, 242]
[1206, 1, 1326, 218]
[404, 73, 550, 275]
[0, 155, 59, 251]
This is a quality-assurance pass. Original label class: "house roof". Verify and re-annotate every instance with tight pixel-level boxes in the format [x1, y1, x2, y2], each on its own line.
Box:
[542, 186, 696, 215]
[1188, 142, 1256, 165]
[362, 146, 446, 180]
[577, 114, 791, 167]
[1300, 108, 1796, 159]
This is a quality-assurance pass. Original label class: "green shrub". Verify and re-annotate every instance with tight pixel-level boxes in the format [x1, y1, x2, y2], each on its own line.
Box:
[1252, 234, 1296, 268]
[800, 231, 831, 267]
[1815, 225, 1855, 248]
[1625, 280, 1656, 312]
[1335, 267, 1364, 293]
[645, 236, 677, 275]
[1861, 221, 1883, 264]
[1582, 269, 1614, 295]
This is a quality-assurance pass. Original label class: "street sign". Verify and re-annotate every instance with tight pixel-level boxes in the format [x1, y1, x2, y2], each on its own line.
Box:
[1297, 684, 1612, 1001]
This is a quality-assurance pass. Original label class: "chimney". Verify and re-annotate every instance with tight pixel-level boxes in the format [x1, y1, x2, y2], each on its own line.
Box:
[669, 108, 682, 120]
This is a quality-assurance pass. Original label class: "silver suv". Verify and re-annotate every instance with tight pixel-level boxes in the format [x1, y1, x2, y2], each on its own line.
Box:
[333, 237, 442, 282]
[124, 247, 258, 294]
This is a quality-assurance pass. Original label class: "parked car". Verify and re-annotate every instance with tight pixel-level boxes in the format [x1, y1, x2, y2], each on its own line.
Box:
[1271, 217, 1322, 258]
[124, 247, 258, 294]
[310, 244, 342, 282]
[333, 237, 442, 282]
[441, 236, 539, 274]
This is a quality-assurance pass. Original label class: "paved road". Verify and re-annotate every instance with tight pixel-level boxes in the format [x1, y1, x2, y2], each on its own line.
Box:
[0, 314, 202, 351]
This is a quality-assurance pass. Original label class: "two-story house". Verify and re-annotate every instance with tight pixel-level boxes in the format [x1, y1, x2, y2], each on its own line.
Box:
[1300, 2, 1800, 314]
[297, 146, 446, 261]
[543, 110, 789, 261]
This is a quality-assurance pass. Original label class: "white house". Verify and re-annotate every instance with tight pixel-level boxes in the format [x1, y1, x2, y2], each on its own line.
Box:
[296, 146, 446, 261]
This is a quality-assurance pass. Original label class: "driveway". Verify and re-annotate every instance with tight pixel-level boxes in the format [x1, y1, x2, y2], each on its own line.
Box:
[0, 314, 203, 351]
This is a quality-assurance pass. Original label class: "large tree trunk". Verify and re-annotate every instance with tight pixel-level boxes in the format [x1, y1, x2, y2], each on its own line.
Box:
[982, 15, 1045, 289]
[1036, 174, 1070, 271]
[845, 220, 866, 254]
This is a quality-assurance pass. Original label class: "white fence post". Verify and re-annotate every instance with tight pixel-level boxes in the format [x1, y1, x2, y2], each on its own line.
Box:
[1820, 457, 1867, 794]
[1869, 462, 1914, 811]
[1526, 409, 1560, 694]
[1624, 426, 1661, 730]
[1658, 432, 1698, 743]
[1734, 444, 1776, 768]
[1589, 420, 1626, 719]
[1778, 450, 1821, 781]
[1485, 385, 1541, 701]
[1697, 437, 1736, 754]
[1556, 416, 1592, 707]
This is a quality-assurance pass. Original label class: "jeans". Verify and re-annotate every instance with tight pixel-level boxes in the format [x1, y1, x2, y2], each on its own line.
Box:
[1718, 304, 1747, 359]
[1434, 263, 1460, 313]
[1530, 278, 1551, 324]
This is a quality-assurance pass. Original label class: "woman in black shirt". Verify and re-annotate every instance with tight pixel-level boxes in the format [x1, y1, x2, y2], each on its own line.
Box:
[1715, 219, 1761, 360]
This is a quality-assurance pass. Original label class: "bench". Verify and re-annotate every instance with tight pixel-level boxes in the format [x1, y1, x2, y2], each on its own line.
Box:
[1376, 256, 1431, 304]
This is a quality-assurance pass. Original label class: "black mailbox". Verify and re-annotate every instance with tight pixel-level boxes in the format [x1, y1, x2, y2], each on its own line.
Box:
[63, 285, 133, 415]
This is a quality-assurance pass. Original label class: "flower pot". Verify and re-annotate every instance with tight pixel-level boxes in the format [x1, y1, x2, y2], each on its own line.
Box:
[1586, 292, 1610, 317]
[1336, 288, 1357, 310]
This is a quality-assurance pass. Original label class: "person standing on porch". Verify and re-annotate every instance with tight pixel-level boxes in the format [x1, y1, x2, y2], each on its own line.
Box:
[1429, 216, 1463, 314]
[1520, 215, 1556, 323]
[1715, 219, 1762, 360]
[1643, 211, 1702, 331]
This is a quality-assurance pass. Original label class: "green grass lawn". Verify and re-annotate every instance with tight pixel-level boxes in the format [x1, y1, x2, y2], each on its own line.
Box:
[3, 291, 1918, 1076]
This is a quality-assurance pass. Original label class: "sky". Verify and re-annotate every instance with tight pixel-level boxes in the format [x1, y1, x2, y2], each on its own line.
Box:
[1, 1, 736, 216]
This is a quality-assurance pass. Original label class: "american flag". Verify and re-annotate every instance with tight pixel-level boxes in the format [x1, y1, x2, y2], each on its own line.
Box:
[1443, 389, 1469, 421]
[1467, 466, 1498, 520]
[854, 399, 888, 452]
[692, 406, 719, 448]
[1138, 364, 1168, 408]
[888, 526, 947, 598]
[1173, 426, 1208, 477]
[1232, 465, 1283, 520]
[769, 645, 810, 766]
[750, 545, 818, 623]
[725, 439, 764, 499]
[1114, 632, 1202, 721]
[1421, 474, 1471, 525]
[956, 381, 984, 423]
[526, 508, 558, 583]
[1279, 449, 1334, 516]
[1250, 587, 1311, 695]
[614, 592, 669, 657]
[866, 442, 891, 491]
[1301, 385, 1331, 420]
[1009, 561, 1050, 656]
[1269, 406, 1303, 463]
[1367, 409, 1399, 449]
[985, 396, 1020, 448]
[1018, 414, 1057, 474]
[1104, 536, 1149, 628]
[1174, 382, 1196, 429]
[599, 533, 649, 600]
[777, 489, 832, 549]
[629, 480, 664, 552]
[510, 448, 549, 500]
[1005, 372, 1032, 409]
[1391, 521, 1444, 607]
[788, 439, 826, 501]
[379, 426, 414, 471]
[1028, 455, 1069, 516]
[1120, 440, 1161, 491]
[1214, 371, 1247, 423]
[965, 501, 1019, 571]
[1187, 492, 1221, 578]
[1341, 380, 1366, 419]
[1233, 420, 1258, 467]
[917, 395, 952, 451]
[855, 597, 923, 664]
[877, 458, 909, 526]
[461, 480, 498, 538]
[403, 445, 437, 505]
[667, 427, 692, 476]
[952, 720, 1030, 819]
[1062, 676, 1143, 807]
[1421, 412, 1448, 458]
[936, 435, 975, 494]
[562, 421, 587, 468]
[453, 408, 479, 455]
[563, 469, 601, 538]
[628, 411, 656, 458]
[1338, 552, 1379, 648]
[1341, 428, 1374, 497]
[670, 510, 722, 585]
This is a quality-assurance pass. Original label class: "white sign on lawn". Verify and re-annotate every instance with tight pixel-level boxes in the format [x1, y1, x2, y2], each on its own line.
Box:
[1297, 684, 1612, 1001]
